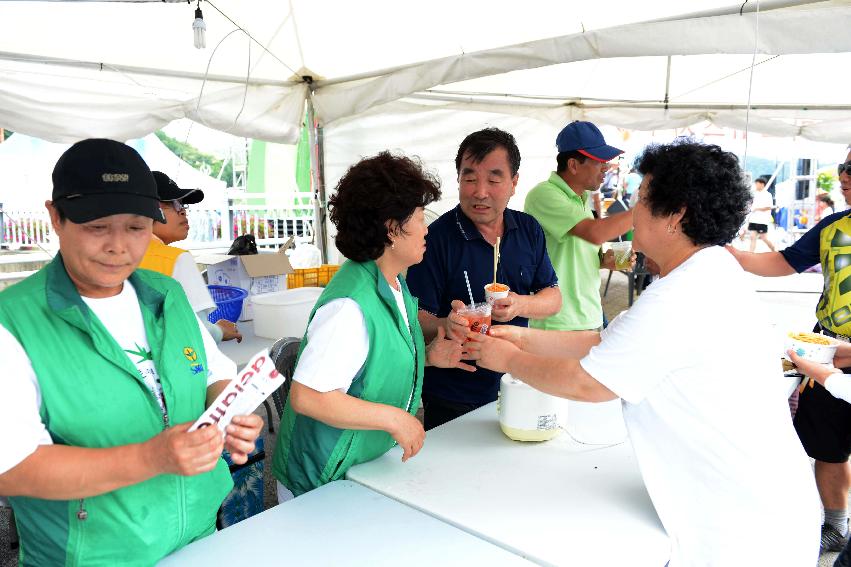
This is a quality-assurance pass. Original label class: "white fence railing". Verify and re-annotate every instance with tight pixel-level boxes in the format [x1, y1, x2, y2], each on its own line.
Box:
[1, 209, 53, 250]
[1, 192, 316, 251]
[187, 207, 315, 247]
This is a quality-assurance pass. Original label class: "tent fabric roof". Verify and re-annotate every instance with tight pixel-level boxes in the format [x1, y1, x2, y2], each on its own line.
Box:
[2, 0, 851, 143]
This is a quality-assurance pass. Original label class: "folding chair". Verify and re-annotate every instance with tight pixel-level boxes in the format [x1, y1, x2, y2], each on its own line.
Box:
[266, 337, 302, 428]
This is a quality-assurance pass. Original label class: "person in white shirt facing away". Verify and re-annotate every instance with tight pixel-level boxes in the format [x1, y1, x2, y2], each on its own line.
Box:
[465, 139, 820, 567]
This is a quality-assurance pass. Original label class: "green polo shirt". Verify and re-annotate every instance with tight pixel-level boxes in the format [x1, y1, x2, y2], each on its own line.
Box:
[524, 172, 602, 330]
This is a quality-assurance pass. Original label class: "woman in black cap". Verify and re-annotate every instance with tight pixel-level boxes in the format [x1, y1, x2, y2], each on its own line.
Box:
[0, 139, 261, 565]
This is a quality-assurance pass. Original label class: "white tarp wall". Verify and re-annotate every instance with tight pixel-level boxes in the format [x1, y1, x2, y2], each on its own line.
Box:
[2, 0, 851, 144]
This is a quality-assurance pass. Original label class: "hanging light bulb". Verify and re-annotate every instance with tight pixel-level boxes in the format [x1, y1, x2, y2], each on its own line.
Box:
[192, 5, 206, 49]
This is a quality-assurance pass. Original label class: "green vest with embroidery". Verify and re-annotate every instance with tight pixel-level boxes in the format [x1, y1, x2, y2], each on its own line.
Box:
[0, 256, 232, 567]
[817, 215, 851, 335]
[271, 260, 425, 496]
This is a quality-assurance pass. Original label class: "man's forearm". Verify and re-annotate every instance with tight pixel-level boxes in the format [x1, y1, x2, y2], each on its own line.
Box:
[728, 249, 795, 277]
[0, 443, 156, 500]
[519, 286, 562, 320]
[595, 210, 634, 243]
[571, 210, 633, 245]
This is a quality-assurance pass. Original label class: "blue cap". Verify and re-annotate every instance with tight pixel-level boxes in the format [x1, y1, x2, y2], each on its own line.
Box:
[555, 121, 623, 162]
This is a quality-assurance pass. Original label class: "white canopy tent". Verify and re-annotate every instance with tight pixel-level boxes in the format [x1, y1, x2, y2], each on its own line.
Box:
[2, 0, 851, 144]
[3, 0, 851, 260]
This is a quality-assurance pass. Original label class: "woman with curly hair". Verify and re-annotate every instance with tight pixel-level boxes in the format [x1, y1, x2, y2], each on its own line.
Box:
[465, 140, 820, 566]
[272, 151, 473, 501]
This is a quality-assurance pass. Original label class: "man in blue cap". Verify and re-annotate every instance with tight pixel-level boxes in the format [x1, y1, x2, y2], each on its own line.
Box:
[524, 121, 634, 331]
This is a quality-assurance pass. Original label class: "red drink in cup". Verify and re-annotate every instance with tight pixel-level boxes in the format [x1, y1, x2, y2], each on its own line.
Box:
[459, 302, 492, 337]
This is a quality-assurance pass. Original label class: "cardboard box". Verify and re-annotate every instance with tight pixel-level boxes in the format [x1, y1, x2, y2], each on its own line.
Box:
[196, 244, 294, 321]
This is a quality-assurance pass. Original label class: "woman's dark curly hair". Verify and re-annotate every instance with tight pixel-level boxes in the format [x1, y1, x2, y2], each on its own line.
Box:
[329, 151, 441, 262]
[636, 139, 751, 246]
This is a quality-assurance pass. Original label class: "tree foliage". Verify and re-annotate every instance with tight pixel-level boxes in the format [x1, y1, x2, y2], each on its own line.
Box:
[155, 130, 233, 187]
[817, 171, 837, 193]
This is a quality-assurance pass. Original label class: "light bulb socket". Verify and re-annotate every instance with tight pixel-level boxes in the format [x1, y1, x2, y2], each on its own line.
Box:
[194, 7, 203, 20]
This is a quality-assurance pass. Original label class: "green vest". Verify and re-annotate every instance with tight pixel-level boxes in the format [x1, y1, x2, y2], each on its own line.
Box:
[0, 256, 232, 567]
[272, 260, 425, 496]
[817, 215, 851, 334]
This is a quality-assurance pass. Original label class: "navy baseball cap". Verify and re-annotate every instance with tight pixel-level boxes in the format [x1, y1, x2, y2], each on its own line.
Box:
[52, 139, 165, 224]
[152, 171, 204, 204]
[555, 121, 623, 162]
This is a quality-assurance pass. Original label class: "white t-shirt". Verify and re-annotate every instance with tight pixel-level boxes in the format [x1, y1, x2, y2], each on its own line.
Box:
[172, 251, 216, 313]
[580, 246, 819, 567]
[748, 190, 774, 225]
[170, 251, 223, 342]
[0, 281, 236, 475]
[294, 279, 410, 393]
[82, 284, 166, 413]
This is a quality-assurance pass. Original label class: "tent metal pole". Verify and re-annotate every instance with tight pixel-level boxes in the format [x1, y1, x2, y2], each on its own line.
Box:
[408, 92, 851, 112]
[663, 56, 671, 114]
[305, 92, 328, 263]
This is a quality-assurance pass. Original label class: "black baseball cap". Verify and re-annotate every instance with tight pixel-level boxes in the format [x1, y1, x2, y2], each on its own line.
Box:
[52, 139, 165, 224]
[152, 171, 204, 204]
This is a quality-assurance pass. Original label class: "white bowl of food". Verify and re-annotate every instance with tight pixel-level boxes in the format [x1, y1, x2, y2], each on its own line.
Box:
[784, 332, 841, 364]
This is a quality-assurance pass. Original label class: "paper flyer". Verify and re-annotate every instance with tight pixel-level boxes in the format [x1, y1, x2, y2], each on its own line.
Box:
[189, 349, 283, 433]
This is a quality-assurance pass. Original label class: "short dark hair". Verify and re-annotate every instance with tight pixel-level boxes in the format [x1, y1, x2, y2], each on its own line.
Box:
[754, 177, 767, 187]
[636, 140, 751, 246]
[329, 151, 441, 262]
[53, 202, 68, 223]
[455, 128, 521, 177]
[556, 151, 588, 173]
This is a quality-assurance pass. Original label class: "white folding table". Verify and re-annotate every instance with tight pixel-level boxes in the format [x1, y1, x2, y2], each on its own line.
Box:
[347, 403, 670, 567]
[159, 480, 532, 566]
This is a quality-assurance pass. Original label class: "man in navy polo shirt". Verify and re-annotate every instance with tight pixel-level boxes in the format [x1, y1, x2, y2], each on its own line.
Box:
[407, 128, 561, 430]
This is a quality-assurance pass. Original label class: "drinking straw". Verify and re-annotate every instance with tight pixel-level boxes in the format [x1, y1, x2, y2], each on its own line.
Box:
[463, 270, 475, 306]
[493, 236, 500, 286]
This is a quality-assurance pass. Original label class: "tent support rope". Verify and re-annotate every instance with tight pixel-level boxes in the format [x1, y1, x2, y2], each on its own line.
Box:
[743, 0, 761, 167]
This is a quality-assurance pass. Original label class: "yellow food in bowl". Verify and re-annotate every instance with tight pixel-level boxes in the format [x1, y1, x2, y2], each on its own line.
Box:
[788, 332, 833, 346]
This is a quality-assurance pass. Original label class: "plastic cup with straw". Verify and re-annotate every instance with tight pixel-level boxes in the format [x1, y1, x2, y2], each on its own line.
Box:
[459, 270, 492, 335]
